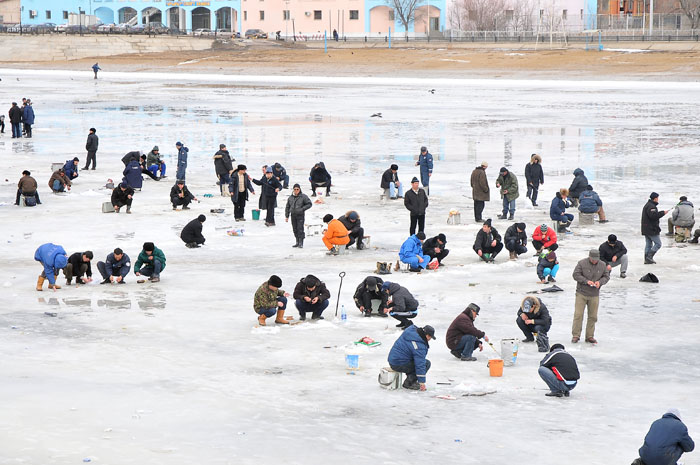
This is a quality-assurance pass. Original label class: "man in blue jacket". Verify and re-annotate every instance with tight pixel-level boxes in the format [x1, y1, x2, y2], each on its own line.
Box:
[97, 248, 131, 284]
[578, 185, 607, 223]
[635, 409, 694, 465]
[176, 141, 189, 182]
[399, 232, 430, 272]
[34, 243, 68, 291]
[415, 146, 433, 195]
[22, 100, 35, 138]
[388, 324, 436, 391]
[63, 157, 80, 180]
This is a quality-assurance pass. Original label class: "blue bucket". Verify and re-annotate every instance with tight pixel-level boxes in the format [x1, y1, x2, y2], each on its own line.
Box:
[345, 354, 359, 370]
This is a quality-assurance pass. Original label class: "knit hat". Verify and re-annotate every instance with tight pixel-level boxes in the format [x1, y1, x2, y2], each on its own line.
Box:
[143, 242, 155, 252]
[416, 232, 426, 240]
[589, 249, 600, 259]
[237, 164, 246, 171]
[348, 211, 359, 221]
[219, 144, 226, 149]
[411, 177, 419, 183]
[265, 166, 273, 173]
[390, 164, 398, 170]
[499, 167, 508, 174]
[650, 192, 659, 200]
[608, 234, 617, 243]
[546, 251, 556, 260]
[680, 196, 687, 201]
[152, 145, 159, 151]
[422, 325, 437, 340]
[73, 157, 79, 162]
[437, 233, 446, 243]
[293, 183, 300, 189]
[381, 281, 391, 291]
[467, 303, 480, 314]
[323, 214, 333, 223]
[176, 141, 183, 147]
[540, 224, 548, 232]
[586, 185, 593, 191]
[516, 222, 526, 231]
[198, 214, 206, 222]
[269, 275, 282, 288]
[483, 219, 492, 227]
[120, 181, 128, 188]
[550, 343, 565, 352]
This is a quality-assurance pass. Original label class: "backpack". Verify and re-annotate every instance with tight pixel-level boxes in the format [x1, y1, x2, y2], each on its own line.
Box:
[375, 262, 391, 275]
[639, 273, 659, 283]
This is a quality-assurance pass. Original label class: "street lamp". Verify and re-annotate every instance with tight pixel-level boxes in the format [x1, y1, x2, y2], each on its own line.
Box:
[19, 5, 23, 36]
[79, 7, 83, 36]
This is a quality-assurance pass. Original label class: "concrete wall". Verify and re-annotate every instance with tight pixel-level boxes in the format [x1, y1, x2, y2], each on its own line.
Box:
[0, 35, 214, 61]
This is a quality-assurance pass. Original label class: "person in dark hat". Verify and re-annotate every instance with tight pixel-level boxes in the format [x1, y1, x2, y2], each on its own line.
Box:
[524, 154, 544, 206]
[517, 296, 551, 352]
[230, 164, 255, 221]
[322, 214, 350, 255]
[388, 323, 435, 390]
[578, 184, 607, 223]
[571, 249, 610, 344]
[496, 166, 519, 220]
[568, 168, 588, 207]
[400, 232, 430, 271]
[641, 192, 669, 264]
[285, 182, 311, 248]
[139, 154, 160, 181]
[338, 210, 365, 250]
[253, 166, 283, 226]
[380, 163, 402, 199]
[181, 214, 207, 248]
[134, 242, 166, 283]
[111, 181, 134, 214]
[415, 146, 433, 195]
[146, 145, 166, 178]
[175, 141, 189, 182]
[598, 234, 628, 278]
[422, 233, 449, 266]
[537, 250, 559, 284]
[538, 343, 579, 397]
[667, 195, 695, 241]
[309, 162, 332, 197]
[84, 128, 99, 170]
[253, 275, 292, 326]
[473, 219, 503, 262]
[382, 281, 419, 328]
[170, 180, 196, 211]
[293, 274, 331, 320]
[15, 170, 41, 206]
[504, 222, 527, 259]
[404, 177, 429, 235]
[446, 303, 489, 361]
[353, 276, 386, 317]
[213, 144, 234, 195]
[470, 161, 490, 222]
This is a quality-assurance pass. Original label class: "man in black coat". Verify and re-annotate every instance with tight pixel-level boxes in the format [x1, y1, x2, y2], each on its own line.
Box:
[538, 344, 579, 398]
[253, 167, 283, 226]
[111, 182, 134, 214]
[380, 164, 403, 199]
[524, 154, 544, 206]
[170, 180, 196, 210]
[213, 144, 234, 195]
[598, 234, 628, 278]
[271, 162, 289, 189]
[338, 211, 365, 250]
[229, 165, 255, 221]
[309, 162, 331, 197]
[517, 296, 551, 352]
[473, 219, 503, 262]
[568, 168, 588, 207]
[122, 151, 141, 167]
[293, 274, 331, 320]
[64, 251, 94, 285]
[8, 102, 22, 138]
[181, 214, 206, 248]
[404, 177, 429, 236]
[353, 276, 387, 317]
[641, 192, 669, 264]
[504, 222, 527, 259]
[84, 128, 99, 170]
[422, 233, 449, 265]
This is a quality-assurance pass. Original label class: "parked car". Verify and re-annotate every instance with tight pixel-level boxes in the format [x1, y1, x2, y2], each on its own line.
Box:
[6, 23, 22, 33]
[55, 23, 69, 32]
[144, 22, 169, 34]
[244, 29, 268, 39]
[29, 23, 55, 33]
[193, 28, 216, 36]
[128, 25, 145, 34]
[97, 23, 116, 33]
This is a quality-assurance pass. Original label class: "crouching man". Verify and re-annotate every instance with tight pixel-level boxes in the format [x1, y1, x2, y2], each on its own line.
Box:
[353, 276, 386, 317]
[111, 182, 134, 213]
[64, 251, 94, 285]
[134, 242, 166, 283]
[293, 274, 331, 320]
[34, 243, 68, 291]
[538, 343, 579, 398]
[382, 281, 419, 329]
[97, 248, 131, 284]
[388, 324, 436, 391]
[253, 275, 292, 326]
[445, 303, 489, 361]
[634, 408, 694, 465]
[517, 296, 551, 352]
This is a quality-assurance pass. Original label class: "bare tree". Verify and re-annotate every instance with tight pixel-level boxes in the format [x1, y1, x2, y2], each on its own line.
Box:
[461, 0, 507, 31]
[386, 0, 425, 35]
[678, 0, 700, 29]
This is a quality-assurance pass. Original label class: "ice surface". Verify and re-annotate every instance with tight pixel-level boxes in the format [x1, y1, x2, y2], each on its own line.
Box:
[0, 69, 699, 465]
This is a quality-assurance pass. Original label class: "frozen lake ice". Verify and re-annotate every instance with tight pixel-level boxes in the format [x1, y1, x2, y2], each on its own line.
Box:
[0, 69, 699, 464]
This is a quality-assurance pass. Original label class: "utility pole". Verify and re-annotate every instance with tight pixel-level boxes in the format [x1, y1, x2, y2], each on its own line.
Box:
[649, 0, 654, 35]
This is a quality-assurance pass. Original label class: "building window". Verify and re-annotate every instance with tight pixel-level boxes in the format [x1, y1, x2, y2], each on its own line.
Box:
[46, 10, 52, 19]
[505, 9, 513, 21]
[259, 10, 264, 20]
[388, 10, 394, 21]
[63, 11, 68, 20]
[29, 10, 38, 19]
[539, 9, 544, 18]
[244, 10, 247, 20]
[349, 10, 359, 20]
[562, 9, 567, 20]
[283, 10, 290, 20]
[314, 10, 322, 20]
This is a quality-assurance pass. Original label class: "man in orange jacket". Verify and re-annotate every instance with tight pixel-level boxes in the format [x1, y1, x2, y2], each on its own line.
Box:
[322, 214, 350, 255]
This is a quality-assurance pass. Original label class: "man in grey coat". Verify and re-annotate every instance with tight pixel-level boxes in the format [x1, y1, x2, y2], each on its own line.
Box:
[285, 183, 312, 248]
[666, 195, 695, 239]
[571, 249, 610, 345]
[470, 161, 489, 222]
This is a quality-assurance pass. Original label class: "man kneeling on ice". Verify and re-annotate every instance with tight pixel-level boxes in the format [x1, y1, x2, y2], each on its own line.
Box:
[446, 303, 489, 361]
[254, 275, 292, 326]
[538, 343, 579, 398]
[388, 324, 436, 391]
[293, 274, 331, 320]
[399, 232, 433, 272]
[382, 281, 419, 329]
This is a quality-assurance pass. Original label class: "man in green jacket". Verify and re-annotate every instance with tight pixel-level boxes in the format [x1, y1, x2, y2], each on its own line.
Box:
[134, 242, 166, 283]
[253, 275, 292, 326]
[496, 167, 519, 221]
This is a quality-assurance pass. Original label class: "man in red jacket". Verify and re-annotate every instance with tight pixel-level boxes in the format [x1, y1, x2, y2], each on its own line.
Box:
[445, 303, 490, 361]
[531, 223, 558, 256]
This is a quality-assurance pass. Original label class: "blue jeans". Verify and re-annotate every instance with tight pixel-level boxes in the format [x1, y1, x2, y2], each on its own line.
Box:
[538, 366, 576, 394]
[295, 298, 329, 317]
[454, 334, 479, 357]
[389, 182, 403, 198]
[502, 197, 516, 216]
[138, 259, 163, 278]
[552, 213, 574, 223]
[148, 162, 166, 177]
[258, 296, 287, 317]
[644, 235, 662, 256]
[176, 165, 186, 181]
[52, 180, 65, 192]
[543, 264, 559, 278]
[11, 122, 20, 137]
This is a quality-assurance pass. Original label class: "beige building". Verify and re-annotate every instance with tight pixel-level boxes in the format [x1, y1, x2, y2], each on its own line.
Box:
[0, 0, 21, 24]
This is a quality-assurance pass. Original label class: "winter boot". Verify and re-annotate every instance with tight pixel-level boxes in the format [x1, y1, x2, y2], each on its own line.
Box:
[508, 214, 514, 220]
[292, 239, 300, 248]
[311, 311, 324, 320]
[364, 310, 372, 317]
[547, 275, 556, 283]
[509, 251, 516, 260]
[536, 332, 550, 352]
[126, 206, 131, 214]
[497, 214, 507, 220]
[345, 238, 355, 249]
[36, 275, 45, 291]
[450, 349, 462, 358]
[275, 309, 290, 324]
[298, 239, 304, 249]
[258, 313, 267, 326]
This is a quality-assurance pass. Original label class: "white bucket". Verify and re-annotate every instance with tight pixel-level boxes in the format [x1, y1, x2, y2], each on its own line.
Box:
[501, 339, 519, 367]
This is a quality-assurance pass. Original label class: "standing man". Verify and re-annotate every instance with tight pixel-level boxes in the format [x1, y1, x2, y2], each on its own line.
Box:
[253, 166, 283, 226]
[635, 409, 695, 465]
[641, 192, 669, 264]
[388, 324, 436, 391]
[84, 128, 98, 170]
[404, 177, 429, 236]
[446, 303, 489, 361]
[22, 99, 34, 138]
[470, 161, 490, 223]
[473, 219, 503, 262]
[175, 141, 189, 182]
[599, 234, 628, 279]
[97, 248, 131, 284]
[92, 63, 101, 79]
[496, 166, 519, 220]
[524, 154, 544, 206]
[571, 249, 610, 345]
[213, 144, 234, 196]
[8, 102, 22, 138]
[230, 164, 255, 221]
[15, 170, 41, 206]
[416, 146, 433, 195]
[134, 242, 166, 283]
[380, 164, 403, 200]
[538, 344, 579, 398]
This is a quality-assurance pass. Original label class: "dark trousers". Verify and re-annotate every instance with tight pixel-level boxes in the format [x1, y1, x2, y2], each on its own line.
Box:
[389, 309, 417, 328]
[532, 240, 558, 252]
[264, 196, 276, 223]
[63, 263, 88, 283]
[0, 119, 4, 132]
[23, 123, 32, 137]
[311, 181, 330, 195]
[505, 240, 527, 255]
[141, 168, 158, 181]
[233, 195, 247, 219]
[477, 242, 503, 258]
[291, 214, 305, 240]
[357, 293, 385, 314]
[347, 228, 364, 247]
[474, 200, 485, 221]
[389, 360, 431, 385]
[425, 248, 449, 263]
[85, 151, 97, 169]
[516, 318, 550, 352]
[16, 189, 41, 205]
[172, 197, 191, 208]
[97, 262, 129, 280]
[295, 299, 329, 318]
[11, 122, 20, 138]
[115, 198, 132, 209]
[526, 184, 539, 203]
[409, 214, 425, 236]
